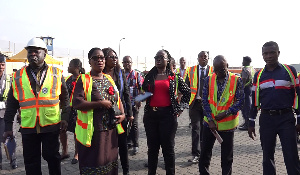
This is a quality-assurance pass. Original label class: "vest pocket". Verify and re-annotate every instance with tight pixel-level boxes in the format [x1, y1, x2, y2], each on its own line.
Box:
[43, 106, 60, 125]
[20, 109, 35, 128]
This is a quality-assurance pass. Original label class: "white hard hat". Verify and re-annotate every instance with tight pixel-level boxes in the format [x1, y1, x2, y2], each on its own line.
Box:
[25, 38, 47, 51]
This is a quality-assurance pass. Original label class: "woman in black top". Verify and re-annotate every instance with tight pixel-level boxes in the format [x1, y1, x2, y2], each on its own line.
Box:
[60, 59, 85, 164]
[103, 47, 133, 175]
[142, 49, 190, 175]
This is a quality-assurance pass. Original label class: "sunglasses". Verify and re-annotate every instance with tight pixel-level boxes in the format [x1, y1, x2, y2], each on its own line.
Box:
[90, 56, 105, 61]
[154, 55, 167, 60]
[107, 56, 118, 59]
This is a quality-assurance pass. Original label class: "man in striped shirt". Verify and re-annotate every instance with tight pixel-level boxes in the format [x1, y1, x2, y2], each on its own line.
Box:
[248, 41, 300, 174]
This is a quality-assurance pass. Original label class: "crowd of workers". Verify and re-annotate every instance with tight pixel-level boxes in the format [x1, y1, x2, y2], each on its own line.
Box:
[0, 38, 299, 175]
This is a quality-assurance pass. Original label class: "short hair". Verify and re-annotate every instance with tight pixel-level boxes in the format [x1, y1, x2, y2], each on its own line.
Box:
[243, 56, 252, 62]
[198, 51, 209, 58]
[88, 47, 102, 59]
[262, 41, 279, 50]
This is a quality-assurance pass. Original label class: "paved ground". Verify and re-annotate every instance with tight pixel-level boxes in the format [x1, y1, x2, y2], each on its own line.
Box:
[1, 104, 299, 175]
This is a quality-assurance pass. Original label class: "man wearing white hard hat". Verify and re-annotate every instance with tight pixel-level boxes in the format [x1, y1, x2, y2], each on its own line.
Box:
[3, 38, 70, 175]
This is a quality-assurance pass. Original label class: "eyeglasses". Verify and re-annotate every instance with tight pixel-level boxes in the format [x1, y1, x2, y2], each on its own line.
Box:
[107, 56, 118, 59]
[154, 55, 167, 60]
[90, 56, 105, 61]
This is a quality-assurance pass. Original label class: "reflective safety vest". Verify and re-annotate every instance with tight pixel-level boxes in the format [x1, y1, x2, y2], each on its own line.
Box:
[188, 65, 213, 105]
[203, 72, 239, 131]
[176, 67, 189, 80]
[75, 73, 124, 147]
[255, 64, 298, 109]
[12, 66, 62, 128]
[244, 66, 256, 86]
[2, 74, 11, 101]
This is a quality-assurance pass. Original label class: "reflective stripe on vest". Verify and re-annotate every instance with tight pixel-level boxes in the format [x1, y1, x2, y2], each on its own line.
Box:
[2, 75, 11, 101]
[255, 64, 298, 109]
[12, 66, 62, 128]
[75, 73, 124, 147]
[244, 66, 255, 86]
[203, 73, 239, 131]
[188, 65, 213, 105]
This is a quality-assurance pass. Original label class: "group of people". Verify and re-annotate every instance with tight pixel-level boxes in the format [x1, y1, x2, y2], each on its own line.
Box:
[0, 38, 299, 175]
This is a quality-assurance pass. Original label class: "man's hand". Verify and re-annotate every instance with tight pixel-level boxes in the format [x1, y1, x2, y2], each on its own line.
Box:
[3, 131, 13, 142]
[116, 114, 125, 124]
[296, 124, 300, 135]
[176, 111, 183, 117]
[248, 127, 256, 140]
[128, 116, 134, 122]
[60, 120, 68, 132]
[99, 100, 112, 109]
[208, 121, 217, 132]
[215, 112, 227, 121]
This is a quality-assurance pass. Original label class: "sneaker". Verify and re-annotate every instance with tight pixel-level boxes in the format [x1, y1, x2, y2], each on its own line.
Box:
[11, 159, 18, 169]
[188, 156, 199, 163]
[132, 147, 139, 155]
[238, 124, 248, 131]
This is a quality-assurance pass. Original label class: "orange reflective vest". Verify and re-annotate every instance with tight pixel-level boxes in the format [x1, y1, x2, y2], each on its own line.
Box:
[188, 65, 213, 105]
[203, 72, 239, 131]
[176, 67, 189, 80]
[12, 66, 62, 128]
[75, 73, 124, 147]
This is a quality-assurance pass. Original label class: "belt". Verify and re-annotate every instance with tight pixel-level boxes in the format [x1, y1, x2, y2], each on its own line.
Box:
[150, 106, 172, 112]
[261, 108, 293, 116]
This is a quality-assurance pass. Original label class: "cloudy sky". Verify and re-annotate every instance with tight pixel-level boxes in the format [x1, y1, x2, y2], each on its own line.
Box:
[1, 0, 300, 69]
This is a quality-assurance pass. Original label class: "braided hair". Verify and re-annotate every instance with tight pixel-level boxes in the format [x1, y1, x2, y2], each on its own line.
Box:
[102, 47, 121, 73]
[70, 58, 85, 74]
[143, 49, 174, 92]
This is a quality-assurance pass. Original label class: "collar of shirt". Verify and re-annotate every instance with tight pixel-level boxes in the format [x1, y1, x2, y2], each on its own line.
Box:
[199, 65, 208, 71]
[263, 62, 281, 72]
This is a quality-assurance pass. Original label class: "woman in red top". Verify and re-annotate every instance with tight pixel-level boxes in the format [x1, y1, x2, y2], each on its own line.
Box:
[142, 50, 190, 175]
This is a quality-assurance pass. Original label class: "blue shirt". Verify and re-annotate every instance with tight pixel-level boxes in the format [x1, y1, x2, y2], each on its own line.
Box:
[249, 63, 300, 126]
[202, 73, 244, 130]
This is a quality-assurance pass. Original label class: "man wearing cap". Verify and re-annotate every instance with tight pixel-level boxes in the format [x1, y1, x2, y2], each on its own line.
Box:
[239, 56, 255, 130]
[3, 38, 70, 175]
[0, 54, 17, 170]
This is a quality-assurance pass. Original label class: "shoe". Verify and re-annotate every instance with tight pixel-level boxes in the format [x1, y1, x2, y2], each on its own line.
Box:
[127, 143, 133, 150]
[188, 156, 199, 163]
[11, 159, 18, 169]
[238, 124, 248, 131]
[60, 154, 70, 161]
[132, 147, 139, 155]
[71, 158, 78, 164]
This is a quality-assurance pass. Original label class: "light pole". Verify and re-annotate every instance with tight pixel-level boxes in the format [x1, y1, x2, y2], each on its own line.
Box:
[119, 38, 125, 58]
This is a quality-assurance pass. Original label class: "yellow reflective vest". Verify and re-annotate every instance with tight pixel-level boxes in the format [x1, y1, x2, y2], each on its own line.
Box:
[12, 66, 62, 128]
[2, 74, 11, 101]
[203, 72, 239, 131]
[176, 67, 189, 80]
[75, 73, 124, 147]
[187, 65, 213, 105]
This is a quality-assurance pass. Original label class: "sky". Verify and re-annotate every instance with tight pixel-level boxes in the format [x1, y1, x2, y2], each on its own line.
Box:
[1, 0, 300, 70]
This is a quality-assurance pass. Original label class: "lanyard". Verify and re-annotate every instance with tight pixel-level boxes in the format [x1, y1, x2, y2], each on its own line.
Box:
[126, 70, 133, 80]
[30, 68, 47, 88]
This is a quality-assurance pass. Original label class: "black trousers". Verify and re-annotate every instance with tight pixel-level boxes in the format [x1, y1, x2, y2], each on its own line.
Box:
[189, 100, 204, 156]
[118, 119, 129, 174]
[127, 106, 139, 147]
[22, 130, 61, 175]
[259, 111, 300, 175]
[144, 106, 178, 175]
[241, 86, 252, 125]
[199, 126, 234, 175]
